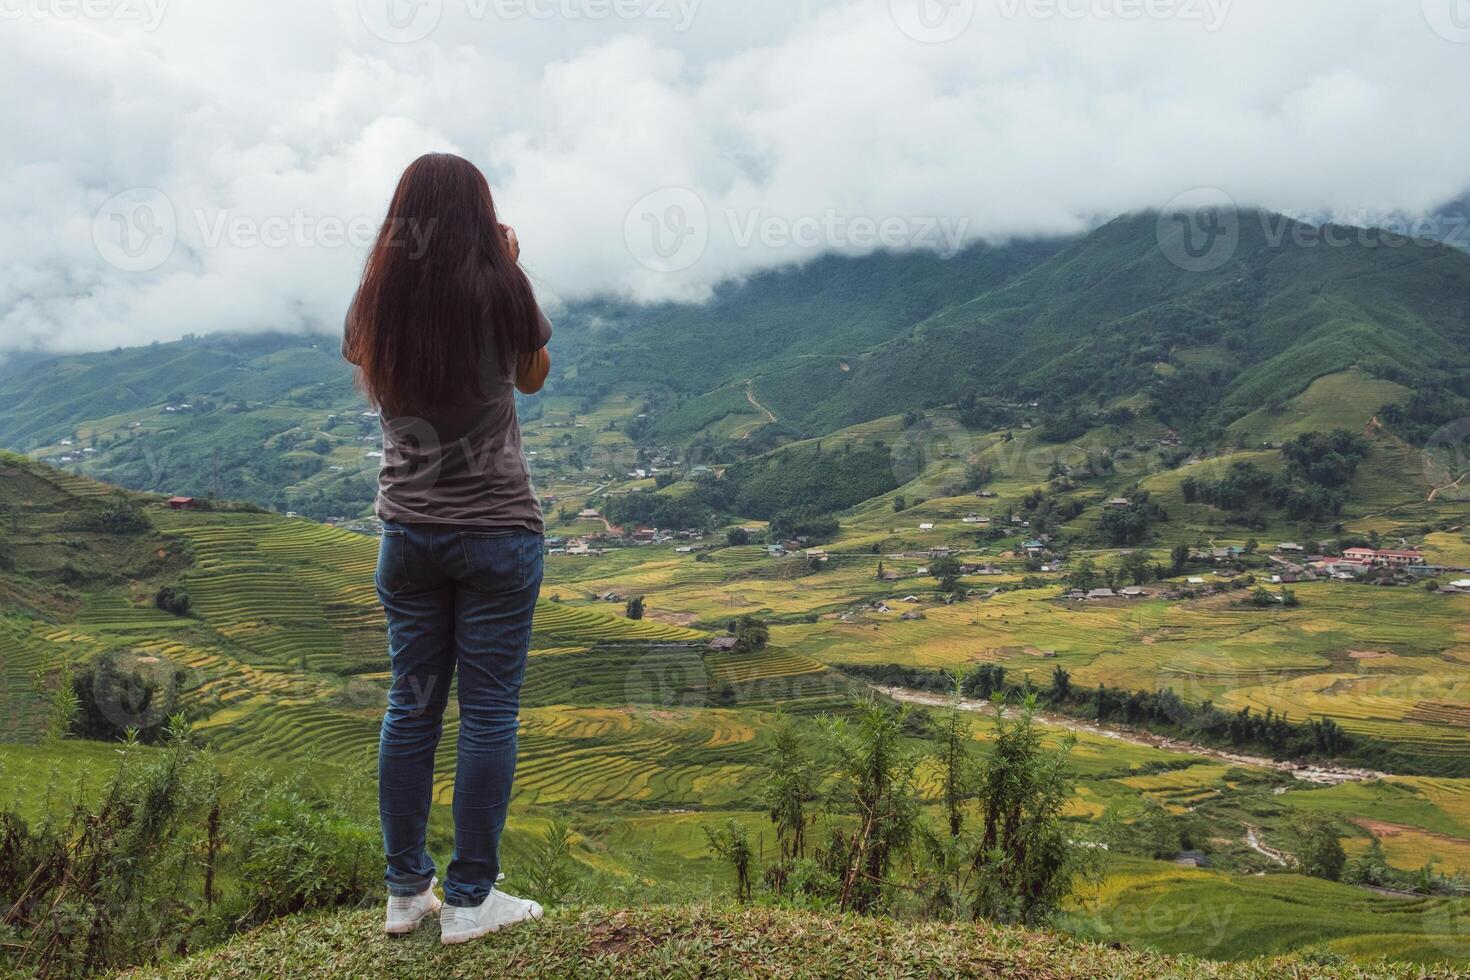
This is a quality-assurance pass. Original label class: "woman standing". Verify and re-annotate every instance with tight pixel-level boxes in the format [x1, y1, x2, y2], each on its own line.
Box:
[343, 153, 552, 945]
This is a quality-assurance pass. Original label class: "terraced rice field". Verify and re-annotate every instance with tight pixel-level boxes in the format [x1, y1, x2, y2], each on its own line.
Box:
[0, 620, 70, 737]
[532, 602, 706, 643]
[466, 705, 766, 808]
[77, 595, 193, 631]
[1067, 855, 1470, 964]
[195, 697, 380, 762]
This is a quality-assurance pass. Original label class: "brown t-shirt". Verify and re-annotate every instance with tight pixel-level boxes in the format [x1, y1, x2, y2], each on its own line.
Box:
[344, 308, 551, 533]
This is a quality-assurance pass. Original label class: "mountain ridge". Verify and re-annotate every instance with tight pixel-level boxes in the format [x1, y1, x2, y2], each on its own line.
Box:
[1, 208, 1467, 520]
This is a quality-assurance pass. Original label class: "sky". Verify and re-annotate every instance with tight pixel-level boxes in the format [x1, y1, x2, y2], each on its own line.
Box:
[1, 0, 1468, 354]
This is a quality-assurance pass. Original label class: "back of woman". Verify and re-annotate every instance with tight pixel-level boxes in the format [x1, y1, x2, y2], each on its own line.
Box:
[344, 152, 552, 945]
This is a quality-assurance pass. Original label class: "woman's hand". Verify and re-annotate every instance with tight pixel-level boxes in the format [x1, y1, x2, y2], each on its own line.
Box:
[500, 224, 521, 264]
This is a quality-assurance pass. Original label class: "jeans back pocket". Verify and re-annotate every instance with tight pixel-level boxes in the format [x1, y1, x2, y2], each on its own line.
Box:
[375, 528, 413, 596]
[459, 531, 528, 594]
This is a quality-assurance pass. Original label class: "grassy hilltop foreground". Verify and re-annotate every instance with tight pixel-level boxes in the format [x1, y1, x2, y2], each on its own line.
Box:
[127, 905, 1456, 980]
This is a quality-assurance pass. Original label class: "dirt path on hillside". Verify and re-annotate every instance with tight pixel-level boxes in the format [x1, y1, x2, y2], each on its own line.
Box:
[878, 687, 1389, 786]
[743, 381, 777, 433]
[1244, 826, 1290, 866]
[1429, 470, 1469, 503]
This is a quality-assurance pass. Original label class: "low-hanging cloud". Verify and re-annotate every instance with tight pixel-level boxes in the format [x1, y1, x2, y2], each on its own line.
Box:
[1, 0, 1468, 353]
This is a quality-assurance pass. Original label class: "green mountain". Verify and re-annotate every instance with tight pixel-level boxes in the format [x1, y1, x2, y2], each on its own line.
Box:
[2, 209, 1468, 525]
[556, 210, 1470, 439]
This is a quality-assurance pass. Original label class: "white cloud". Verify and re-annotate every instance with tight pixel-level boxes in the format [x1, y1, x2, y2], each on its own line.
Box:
[0, 0, 1466, 351]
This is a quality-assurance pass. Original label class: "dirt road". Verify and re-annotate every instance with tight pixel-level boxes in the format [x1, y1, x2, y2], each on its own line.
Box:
[878, 687, 1389, 786]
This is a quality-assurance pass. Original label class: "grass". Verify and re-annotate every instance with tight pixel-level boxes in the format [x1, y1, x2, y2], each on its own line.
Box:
[1070, 856, 1470, 966]
[6, 433, 1470, 968]
[127, 903, 1459, 980]
[1225, 370, 1411, 444]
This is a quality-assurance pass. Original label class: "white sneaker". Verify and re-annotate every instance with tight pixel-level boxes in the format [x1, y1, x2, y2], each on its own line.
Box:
[385, 877, 442, 936]
[439, 887, 544, 945]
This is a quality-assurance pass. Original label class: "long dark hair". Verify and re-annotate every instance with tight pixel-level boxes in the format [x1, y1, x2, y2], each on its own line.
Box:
[345, 153, 540, 416]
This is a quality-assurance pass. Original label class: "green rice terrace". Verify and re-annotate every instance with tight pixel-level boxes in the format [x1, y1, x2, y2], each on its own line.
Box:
[3, 379, 1470, 975]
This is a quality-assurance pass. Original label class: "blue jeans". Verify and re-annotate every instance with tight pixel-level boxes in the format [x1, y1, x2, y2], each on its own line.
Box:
[375, 520, 543, 907]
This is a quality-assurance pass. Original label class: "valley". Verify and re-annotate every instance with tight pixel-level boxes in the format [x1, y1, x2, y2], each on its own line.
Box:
[3, 210, 1470, 969]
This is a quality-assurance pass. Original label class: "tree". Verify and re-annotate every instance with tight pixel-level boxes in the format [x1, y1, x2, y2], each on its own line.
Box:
[1249, 587, 1279, 608]
[154, 586, 192, 617]
[930, 555, 962, 592]
[937, 672, 974, 838]
[763, 718, 819, 893]
[1170, 543, 1191, 576]
[892, 495, 907, 513]
[726, 526, 751, 547]
[82, 501, 153, 534]
[1066, 557, 1100, 592]
[625, 596, 645, 620]
[968, 694, 1099, 926]
[524, 817, 578, 906]
[876, 560, 886, 582]
[1135, 800, 1183, 858]
[1113, 551, 1155, 586]
[704, 819, 755, 902]
[1049, 665, 1072, 703]
[1293, 816, 1347, 882]
[822, 698, 923, 912]
[730, 615, 769, 654]
[1344, 834, 1390, 887]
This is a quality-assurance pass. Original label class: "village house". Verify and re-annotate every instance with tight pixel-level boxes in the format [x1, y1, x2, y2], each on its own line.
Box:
[1105, 497, 1132, 509]
[166, 496, 199, 511]
[1088, 588, 1117, 600]
[578, 507, 601, 519]
[708, 637, 739, 652]
[631, 527, 658, 544]
[566, 539, 591, 556]
[1119, 587, 1150, 599]
[1348, 548, 1426, 568]
[1275, 542, 1305, 554]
